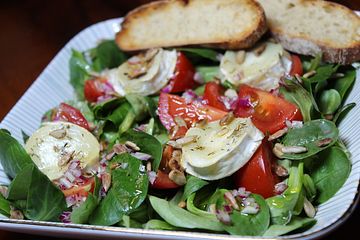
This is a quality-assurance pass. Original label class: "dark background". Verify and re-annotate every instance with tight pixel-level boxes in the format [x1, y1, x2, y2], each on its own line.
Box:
[0, 0, 359, 239]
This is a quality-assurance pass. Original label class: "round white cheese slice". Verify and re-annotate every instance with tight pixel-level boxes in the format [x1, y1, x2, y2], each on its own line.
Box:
[220, 42, 292, 91]
[181, 118, 264, 180]
[25, 122, 100, 180]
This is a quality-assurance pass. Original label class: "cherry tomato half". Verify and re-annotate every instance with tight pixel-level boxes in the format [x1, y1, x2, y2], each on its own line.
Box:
[289, 54, 303, 76]
[62, 177, 96, 197]
[234, 140, 279, 199]
[84, 77, 109, 103]
[54, 103, 90, 130]
[234, 85, 302, 134]
[165, 52, 197, 93]
[203, 82, 228, 111]
[151, 145, 179, 189]
[158, 93, 227, 130]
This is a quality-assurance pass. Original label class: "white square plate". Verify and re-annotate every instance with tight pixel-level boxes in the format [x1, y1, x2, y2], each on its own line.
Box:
[0, 18, 359, 239]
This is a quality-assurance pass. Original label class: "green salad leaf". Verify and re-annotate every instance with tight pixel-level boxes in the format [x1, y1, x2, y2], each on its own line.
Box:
[280, 79, 313, 122]
[182, 176, 209, 201]
[334, 69, 356, 100]
[119, 129, 162, 171]
[69, 50, 92, 100]
[90, 40, 127, 71]
[266, 163, 303, 225]
[0, 129, 34, 179]
[144, 219, 180, 230]
[149, 195, 224, 231]
[0, 193, 11, 217]
[280, 119, 338, 160]
[89, 153, 148, 226]
[176, 48, 219, 62]
[195, 66, 219, 82]
[309, 146, 351, 204]
[223, 194, 270, 236]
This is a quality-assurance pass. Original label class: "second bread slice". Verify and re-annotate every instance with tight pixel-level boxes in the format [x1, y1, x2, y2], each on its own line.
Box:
[116, 0, 267, 51]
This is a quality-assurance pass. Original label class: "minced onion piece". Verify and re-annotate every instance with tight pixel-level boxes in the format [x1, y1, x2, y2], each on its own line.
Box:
[274, 182, 288, 195]
[286, 120, 303, 129]
[224, 191, 240, 210]
[59, 211, 72, 223]
[59, 177, 73, 189]
[241, 205, 259, 215]
[215, 209, 231, 225]
[64, 171, 76, 183]
[194, 72, 204, 84]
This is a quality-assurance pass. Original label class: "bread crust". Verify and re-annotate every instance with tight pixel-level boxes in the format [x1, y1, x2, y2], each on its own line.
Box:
[116, 0, 267, 51]
[259, 0, 360, 64]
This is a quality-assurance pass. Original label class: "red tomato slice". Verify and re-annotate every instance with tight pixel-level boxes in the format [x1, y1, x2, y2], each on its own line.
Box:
[54, 103, 90, 130]
[234, 85, 302, 134]
[62, 177, 95, 197]
[234, 140, 279, 199]
[84, 77, 109, 103]
[151, 145, 179, 189]
[158, 93, 227, 130]
[289, 54, 303, 76]
[165, 52, 197, 93]
[203, 82, 228, 111]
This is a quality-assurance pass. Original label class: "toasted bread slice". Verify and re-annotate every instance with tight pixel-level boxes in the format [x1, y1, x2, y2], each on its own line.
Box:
[257, 0, 360, 64]
[116, 0, 267, 51]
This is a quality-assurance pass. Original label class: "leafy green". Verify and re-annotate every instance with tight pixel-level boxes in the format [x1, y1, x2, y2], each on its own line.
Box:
[303, 174, 317, 202]
[195, 66, 219, 82]
[333, 103, 356, 125]
[280, 79, 313, 122]
[186, 193, 218, 221]
[182, 176, 209, 201]
[125, 94, 150, 121]
[69, 49, 91, 100]
[149, 195, 224, 231]
[224, 194, 270, 236]
[90, 40, 127, 71]
[118, 215, 143, 229]
[92, 98, 125, 119]
[7, 164, 33, 200]
[281, 119, 339, 160]
[0, 193, 11, 217]
[308, 64, 339, 93]
[176, 48, 219, 62]
[0, 129, 33, 179]
[194, 85, 205, 96]
[119, 129, 162, 171]
[318, 89, 341, 115]
[334, 69, 356, 99]
[266, 163, 303, 225]
[118, 109, 136, 135]
[263, 217, 316, 236]
[71, 177, 101, 224]
[144, 219, 180, 230]
[22, 165, 66, 221]
[309, 146, 351, 204]
[89, 153, 148, 226]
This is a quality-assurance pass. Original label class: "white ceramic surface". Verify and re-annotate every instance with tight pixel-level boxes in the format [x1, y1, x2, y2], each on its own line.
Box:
[0, 17, 359, 239]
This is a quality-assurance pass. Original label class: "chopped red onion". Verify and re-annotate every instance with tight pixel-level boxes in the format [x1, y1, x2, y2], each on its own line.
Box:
[236, 97, 252, 108]
[59, 211, 72, 223]
[237, 187, 251, 198]
[113, 143, 129, 154]
[223, 205, 233, 213]
[224, 89, 238, 99]
[59, 177, 73, 189]
[161, 84, 172, 93]
[182, 90, 198, 104]
[131, 152, 152, 161]
[215, 209, 232, 225]
[64, 171, 76, 183]
[66, 195, 76, 207]
[241, 205, 259, 215]
[270, 87, 280, 96]
[147, 171, 157, 184]
[243, 197, 256, 206]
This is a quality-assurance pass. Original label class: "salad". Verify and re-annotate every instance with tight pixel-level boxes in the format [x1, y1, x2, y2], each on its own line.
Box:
[0, 38, 356, 237]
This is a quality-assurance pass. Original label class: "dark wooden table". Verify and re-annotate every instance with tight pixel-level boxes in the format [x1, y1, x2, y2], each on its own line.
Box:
[0, 0, 359, 239]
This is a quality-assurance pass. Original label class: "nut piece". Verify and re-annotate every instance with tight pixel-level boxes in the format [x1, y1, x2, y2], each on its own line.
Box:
[281, 146, 308, 154]
[219, 112, 235, 126]
[178, 201, 186, 208]
[268, 127, 288, 141]
[101, 172, 111, 192]
[303, 70, 317, 79]
[58, 151, 74, 167]
[273, 143, 284, 158]
[273, 164, 289, 177]
[0, 186, 8, 198]
[10, 209, 24, 220]
[316, 138, 333, 147]
[304, 197, 316, 218]
[125, 141, 140, 151]
[168, 169, 186, 186]
[49, 129, 67, 139]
